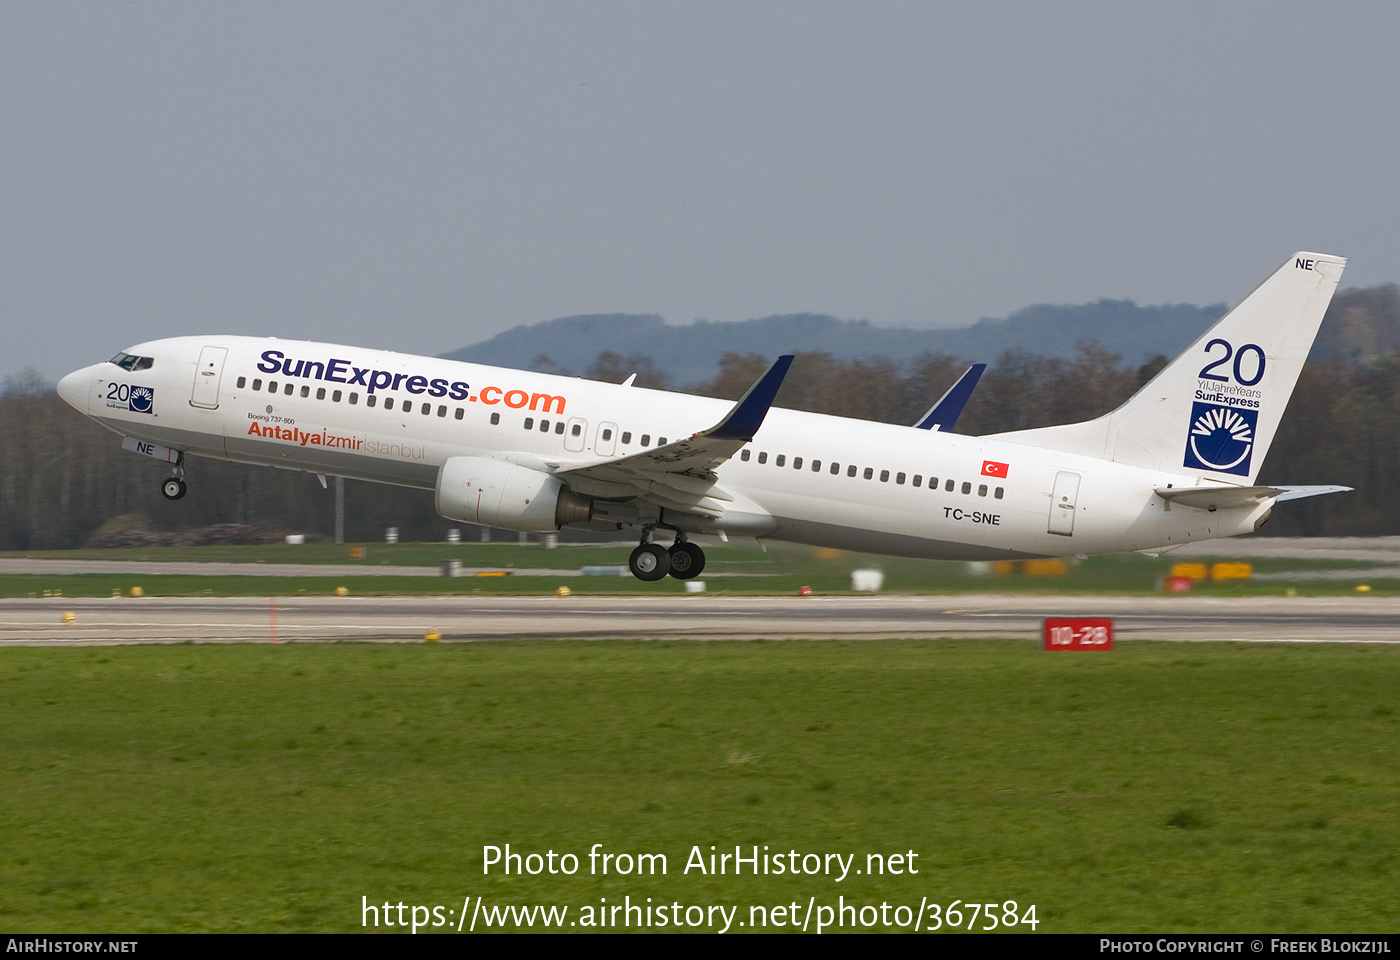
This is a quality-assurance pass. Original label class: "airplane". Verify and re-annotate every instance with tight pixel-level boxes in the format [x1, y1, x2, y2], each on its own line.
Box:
[57, 252, 1350, 581]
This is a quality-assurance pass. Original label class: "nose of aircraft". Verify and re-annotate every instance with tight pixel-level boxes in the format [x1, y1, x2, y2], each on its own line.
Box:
[57, 366, 92, 414]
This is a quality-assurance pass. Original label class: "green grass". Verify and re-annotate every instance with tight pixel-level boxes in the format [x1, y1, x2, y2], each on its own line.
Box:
[0, 541, 628, 567]
[3, 543, 1396, 597]
[2, 640, 1398, 931]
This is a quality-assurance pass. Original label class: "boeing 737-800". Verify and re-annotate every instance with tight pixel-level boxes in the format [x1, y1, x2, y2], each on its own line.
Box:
[57, 252, 1349, 581]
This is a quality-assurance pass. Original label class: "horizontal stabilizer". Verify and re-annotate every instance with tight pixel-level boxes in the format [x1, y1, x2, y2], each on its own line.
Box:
[1273, 484, 1354, 502]
[1155, 484, 1352, 510]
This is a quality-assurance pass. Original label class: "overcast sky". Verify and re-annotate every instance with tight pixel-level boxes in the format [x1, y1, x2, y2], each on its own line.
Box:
[4, 1, 1397, 383]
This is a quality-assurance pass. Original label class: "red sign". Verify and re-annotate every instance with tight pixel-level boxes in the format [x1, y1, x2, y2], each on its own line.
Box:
[981, 460, 1009, 478]
[1043, 618, 1113, 651]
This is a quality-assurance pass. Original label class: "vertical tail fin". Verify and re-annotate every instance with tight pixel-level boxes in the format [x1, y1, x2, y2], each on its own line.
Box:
[992, 252, 1345, 484]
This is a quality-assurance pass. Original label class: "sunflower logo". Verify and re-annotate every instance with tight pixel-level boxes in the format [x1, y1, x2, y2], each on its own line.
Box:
[1183, 401, 1256, 475]
[128, 385, 154, 414]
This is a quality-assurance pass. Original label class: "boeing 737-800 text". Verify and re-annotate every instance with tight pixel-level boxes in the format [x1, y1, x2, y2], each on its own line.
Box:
[58, 253, 1350, 580]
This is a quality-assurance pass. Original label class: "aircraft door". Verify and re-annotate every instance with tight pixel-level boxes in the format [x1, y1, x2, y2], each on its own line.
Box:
[190, 346, 228, 409]
[564, 418, 587, 453]
[596, 421, 619, 457]
[1048, 471, 1081, 536]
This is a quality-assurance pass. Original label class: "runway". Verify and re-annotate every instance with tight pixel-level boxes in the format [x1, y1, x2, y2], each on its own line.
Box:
[2, 594, 1399, 645]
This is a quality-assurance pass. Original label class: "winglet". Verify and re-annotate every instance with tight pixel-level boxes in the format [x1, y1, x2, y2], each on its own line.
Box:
[705, 354, 794, 441]
[914, 363, 986, 431]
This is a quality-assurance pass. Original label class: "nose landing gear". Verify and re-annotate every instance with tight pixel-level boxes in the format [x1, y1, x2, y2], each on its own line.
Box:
[160, 455, 187, 501]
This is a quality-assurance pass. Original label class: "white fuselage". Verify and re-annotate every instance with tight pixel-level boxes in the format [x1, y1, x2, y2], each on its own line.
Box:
[59, 335, 1262, 560]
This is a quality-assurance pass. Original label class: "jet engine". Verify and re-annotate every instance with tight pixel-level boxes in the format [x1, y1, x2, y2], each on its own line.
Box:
[435, 456, 593, 533]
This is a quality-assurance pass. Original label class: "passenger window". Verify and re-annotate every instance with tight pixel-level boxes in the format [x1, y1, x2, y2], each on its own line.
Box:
[316, 387, 325, 400]
[349, 392, 358, 404]
[621, 431, 632, 444]
[641, 434, 651, 446]
[602, 428, 612, 441]
[236, 376, 247, 388]
[880, 470, 890, 482]
[776, 455, 786, 467]
[741, 450, 750, 461]
[525, 418, 534, 430]
[554, 422, 564, 434]
[758, 452, 768, 464]
[811, 460, 821, 472]
[252, 378, 262, 390]
[299, 385, 309, 398]
[333, 390, 342, 402]
[438, 406, 447, 417]
[539, 419, 549, 432]
[847, 465, 857, 477]
[421, 403, 430, 415]
[491, 412, 500, 425]
[455, 408, 464, 419]
[658, 437, 667, 445]
[913, 475, 922, 487]
[896, 472, 906, 485]
[829, 462, 839, 475]
[961, 482, 971, 494]
[863, 467, 873, 480]
[284, 383, 294, 396]
[571, 424, 580, 436]
[995, 487, 1004, 499]
[978, 484, 988, 496]
[945, 479, 954, 492]
[792, 457, 802, 469]
[268, 380, 278, 392]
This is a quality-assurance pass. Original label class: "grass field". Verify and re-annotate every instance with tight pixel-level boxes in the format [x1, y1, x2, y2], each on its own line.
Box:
[2, 541, 1395, 598]
[3, 639, 1397, 932]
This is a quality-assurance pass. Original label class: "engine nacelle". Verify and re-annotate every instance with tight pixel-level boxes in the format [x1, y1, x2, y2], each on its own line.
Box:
[435, 456, 592, 533]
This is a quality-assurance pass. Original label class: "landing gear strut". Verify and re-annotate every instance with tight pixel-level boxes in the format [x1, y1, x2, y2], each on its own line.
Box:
[161, 456, 187, 501]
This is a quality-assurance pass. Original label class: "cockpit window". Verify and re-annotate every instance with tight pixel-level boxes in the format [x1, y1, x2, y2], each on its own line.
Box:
[109, 353, 154, 371]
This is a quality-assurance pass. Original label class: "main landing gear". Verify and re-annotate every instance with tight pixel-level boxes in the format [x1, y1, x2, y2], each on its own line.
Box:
[627, 531, 706, 582]
[161, 455, 187, 501]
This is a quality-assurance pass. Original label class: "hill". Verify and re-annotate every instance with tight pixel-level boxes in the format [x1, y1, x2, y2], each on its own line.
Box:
[443, 300, 1230, 386]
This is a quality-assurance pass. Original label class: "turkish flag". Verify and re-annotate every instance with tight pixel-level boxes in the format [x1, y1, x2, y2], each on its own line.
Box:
[981, 460, 1009, 478]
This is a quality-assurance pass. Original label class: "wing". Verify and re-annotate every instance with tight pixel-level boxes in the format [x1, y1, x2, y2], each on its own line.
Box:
[554, 355, 793, 517]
